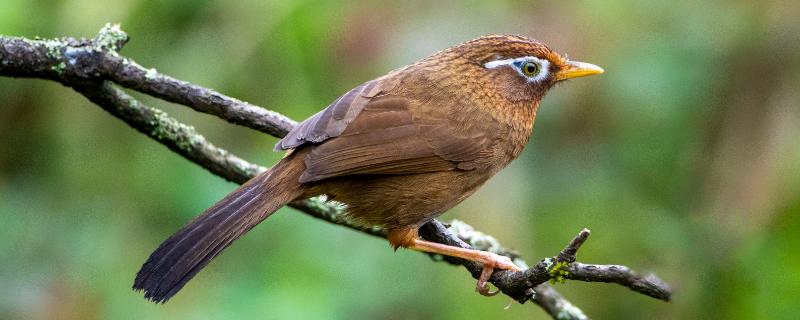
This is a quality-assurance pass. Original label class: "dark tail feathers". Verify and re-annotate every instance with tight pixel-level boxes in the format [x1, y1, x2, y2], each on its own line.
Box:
[133, 158, 304, 303]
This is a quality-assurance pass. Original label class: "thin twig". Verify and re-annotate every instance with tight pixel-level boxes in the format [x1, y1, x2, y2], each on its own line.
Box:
[567, 264, 672, 301]
[558, 228, 591, 263]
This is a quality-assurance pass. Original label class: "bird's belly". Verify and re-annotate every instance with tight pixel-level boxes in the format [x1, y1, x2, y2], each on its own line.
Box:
[310, 171, 488, 230]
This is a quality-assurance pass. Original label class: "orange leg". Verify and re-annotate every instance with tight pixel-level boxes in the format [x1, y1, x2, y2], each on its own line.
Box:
[388, 228, 523, 296]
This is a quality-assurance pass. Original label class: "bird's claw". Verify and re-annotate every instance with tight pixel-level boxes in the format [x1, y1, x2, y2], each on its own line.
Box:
[476, 264, 500, 296]
[474, 252, 523, 296]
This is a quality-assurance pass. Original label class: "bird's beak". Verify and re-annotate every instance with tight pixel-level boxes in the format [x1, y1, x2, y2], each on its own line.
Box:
[555, 60, 604, 81]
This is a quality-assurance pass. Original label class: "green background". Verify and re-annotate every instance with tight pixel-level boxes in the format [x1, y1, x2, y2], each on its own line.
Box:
[1, 1, 798, 319]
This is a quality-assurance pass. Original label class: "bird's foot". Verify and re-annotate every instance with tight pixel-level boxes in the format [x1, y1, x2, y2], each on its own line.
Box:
[474, 252, 522, 296]
[398, 232, 523, 297]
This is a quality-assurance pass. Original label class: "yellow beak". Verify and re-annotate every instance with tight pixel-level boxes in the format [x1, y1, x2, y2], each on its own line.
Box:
[555, 60, 604, 81]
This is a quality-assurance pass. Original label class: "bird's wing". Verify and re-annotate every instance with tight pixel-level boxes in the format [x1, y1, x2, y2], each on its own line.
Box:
[275, 80, 492, 183]
[275, 80, 382, 150]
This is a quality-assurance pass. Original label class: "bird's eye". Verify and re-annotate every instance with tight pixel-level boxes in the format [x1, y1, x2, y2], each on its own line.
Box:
[485, 56, 550, 82]
[521, 61, 540, 77]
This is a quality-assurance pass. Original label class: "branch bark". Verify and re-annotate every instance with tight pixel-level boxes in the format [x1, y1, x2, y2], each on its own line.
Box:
[0, 24, 672, 319]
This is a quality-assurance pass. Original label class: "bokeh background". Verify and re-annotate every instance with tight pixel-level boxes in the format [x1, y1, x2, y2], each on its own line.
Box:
[1, 1, 798, 319]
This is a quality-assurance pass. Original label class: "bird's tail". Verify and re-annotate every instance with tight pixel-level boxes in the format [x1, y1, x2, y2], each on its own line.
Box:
[133, 155, 306, 303]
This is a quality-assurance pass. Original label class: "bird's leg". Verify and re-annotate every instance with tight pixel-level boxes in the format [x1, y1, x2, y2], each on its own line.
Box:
[388, 228, 523, 296]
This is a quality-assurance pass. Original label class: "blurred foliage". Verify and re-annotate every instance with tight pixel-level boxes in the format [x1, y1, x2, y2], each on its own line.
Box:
[1, 0, 798, 319]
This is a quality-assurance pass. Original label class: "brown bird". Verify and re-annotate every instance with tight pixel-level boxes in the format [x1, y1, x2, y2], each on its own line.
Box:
[133, 34, 603, 302]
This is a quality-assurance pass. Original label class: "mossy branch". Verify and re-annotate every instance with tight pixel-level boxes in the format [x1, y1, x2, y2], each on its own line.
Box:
[0, 24, 672, 320]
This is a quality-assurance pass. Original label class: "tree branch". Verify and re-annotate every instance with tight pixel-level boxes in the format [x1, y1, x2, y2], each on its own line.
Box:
[0, 24, 671, 319]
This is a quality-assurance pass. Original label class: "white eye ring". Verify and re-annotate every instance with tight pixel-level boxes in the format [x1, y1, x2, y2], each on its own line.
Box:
[484, 56, 550, 83]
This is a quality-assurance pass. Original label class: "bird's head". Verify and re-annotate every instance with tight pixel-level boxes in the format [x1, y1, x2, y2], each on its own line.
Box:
[421, 35, 604, 104]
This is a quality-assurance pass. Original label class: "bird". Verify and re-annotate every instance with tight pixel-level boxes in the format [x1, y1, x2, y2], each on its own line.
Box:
[133, 34, 603, 303]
